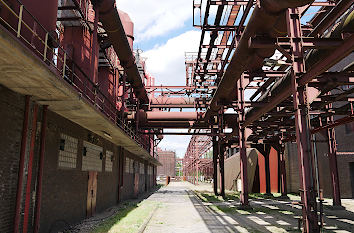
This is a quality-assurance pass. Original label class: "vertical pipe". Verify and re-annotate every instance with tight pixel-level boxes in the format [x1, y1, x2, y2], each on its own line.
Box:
[327, 127, 341, 206]
[286, 8, 319, 232]
[14, 96, 30, 233]
[212, 130, 218, 196]
[23, 104, 38, 233]
[34, 106, 48, 233]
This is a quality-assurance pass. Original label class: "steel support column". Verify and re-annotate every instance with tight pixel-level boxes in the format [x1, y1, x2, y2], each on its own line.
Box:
[212, 130, 218, 196]
[14, 96, 30, 233]
[219, 143, 225, 197]
[279, 143, 287, 197]
[327, 126, 341, 207]
[34, 106, 48, 233]
[23, 104, 38, 233]
[238, 75, 248, 205]
[196, 159, 199, 185]
[286, 8, 319, 232]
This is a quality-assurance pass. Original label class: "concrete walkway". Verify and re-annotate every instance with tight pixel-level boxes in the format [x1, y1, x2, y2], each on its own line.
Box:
[143, 182, 213, 233]
[143, 182, 354, 233]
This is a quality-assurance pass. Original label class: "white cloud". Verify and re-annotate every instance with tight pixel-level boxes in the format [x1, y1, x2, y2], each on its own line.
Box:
[117, 0, 192, 41]
[142, 30, 204, 86]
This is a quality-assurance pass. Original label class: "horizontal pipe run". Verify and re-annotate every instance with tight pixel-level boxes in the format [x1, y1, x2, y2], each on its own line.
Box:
[145, 112, 202, 121]
[204, 0, 314, 119]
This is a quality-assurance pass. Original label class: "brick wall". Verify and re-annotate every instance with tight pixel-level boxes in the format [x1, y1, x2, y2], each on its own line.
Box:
[0, 85, 156, 233]
[39, 110, 121, 232]
[157, 150, 176, 177]
[0, 86, 24, 233]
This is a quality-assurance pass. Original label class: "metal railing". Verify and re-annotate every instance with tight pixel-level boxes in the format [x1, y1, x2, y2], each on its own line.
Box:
[0, 0, 151, 152]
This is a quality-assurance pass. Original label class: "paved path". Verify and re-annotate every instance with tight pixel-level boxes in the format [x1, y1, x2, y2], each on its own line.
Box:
[143, 182, 226, 233]
[143, 182, 354, 233]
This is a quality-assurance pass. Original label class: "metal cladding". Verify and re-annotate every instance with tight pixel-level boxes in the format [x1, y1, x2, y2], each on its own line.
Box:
[244, 9, 354, 127]
[22, 0, 58, 33]
[98, 67, 116, 104]
[61, 26, 95, 90]
[204, 0, 314, 119]
[92, 0, 149, 104]
[118, 9, 134, 50]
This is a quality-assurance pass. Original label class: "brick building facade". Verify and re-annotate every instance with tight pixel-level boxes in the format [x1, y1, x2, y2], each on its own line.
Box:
[156, 149, 176, 177]
[0, 86, 157, 233]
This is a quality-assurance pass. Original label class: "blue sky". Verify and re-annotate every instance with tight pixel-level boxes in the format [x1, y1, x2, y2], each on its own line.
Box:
[117, 0, 200, 158]
[117, 1, 319, 158]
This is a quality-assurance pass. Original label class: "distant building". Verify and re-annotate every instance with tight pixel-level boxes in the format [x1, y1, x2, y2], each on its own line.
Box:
[157, 148, 176, 177]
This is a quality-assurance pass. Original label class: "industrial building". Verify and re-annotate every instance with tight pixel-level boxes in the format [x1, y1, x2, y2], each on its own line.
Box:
[156, 148, 176, 178]
[0, 0, 353, 232]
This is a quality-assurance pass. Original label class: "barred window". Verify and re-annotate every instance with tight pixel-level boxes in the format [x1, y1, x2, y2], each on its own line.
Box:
[82, 141, 103, 172]
[125, 157, 130, 173]
[130, 159, 134, 174]
[105, 150, 113, 172]
[58, 134, 78, 169]
[140, 163, 145, 174]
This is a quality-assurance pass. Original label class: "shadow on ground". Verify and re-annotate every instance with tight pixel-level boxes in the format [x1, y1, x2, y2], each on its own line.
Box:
[190, 190, 354, 233]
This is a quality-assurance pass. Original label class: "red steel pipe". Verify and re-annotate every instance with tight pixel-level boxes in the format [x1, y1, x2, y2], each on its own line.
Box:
[34, 105, 48, 233]
[150, 97, 196, 106]
[23, 104, 38, 233]
[92, 0, 148, 104]
[205, 0, 314, 119]
[14, 96, 30, 233]
[145, 112, 201, 121]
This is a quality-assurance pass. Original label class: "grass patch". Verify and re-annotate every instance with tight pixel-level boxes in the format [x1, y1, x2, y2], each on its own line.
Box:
[194, 191, 240, 203]
[194, 191, 222, 203]
[225, 192, 240, 201]
[92, 200, 158, 233]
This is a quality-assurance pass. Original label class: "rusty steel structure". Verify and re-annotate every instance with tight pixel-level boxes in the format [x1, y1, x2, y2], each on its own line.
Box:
[0, 0, 353, 232]
[183, 133, 213, 185]
[179, 1, 354, 232]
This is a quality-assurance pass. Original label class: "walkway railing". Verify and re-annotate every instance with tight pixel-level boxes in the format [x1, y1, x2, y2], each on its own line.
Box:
[0, 0, 150, 152]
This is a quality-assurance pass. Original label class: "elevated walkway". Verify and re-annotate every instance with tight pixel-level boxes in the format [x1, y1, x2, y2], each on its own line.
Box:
[0, 24, 159, 165]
